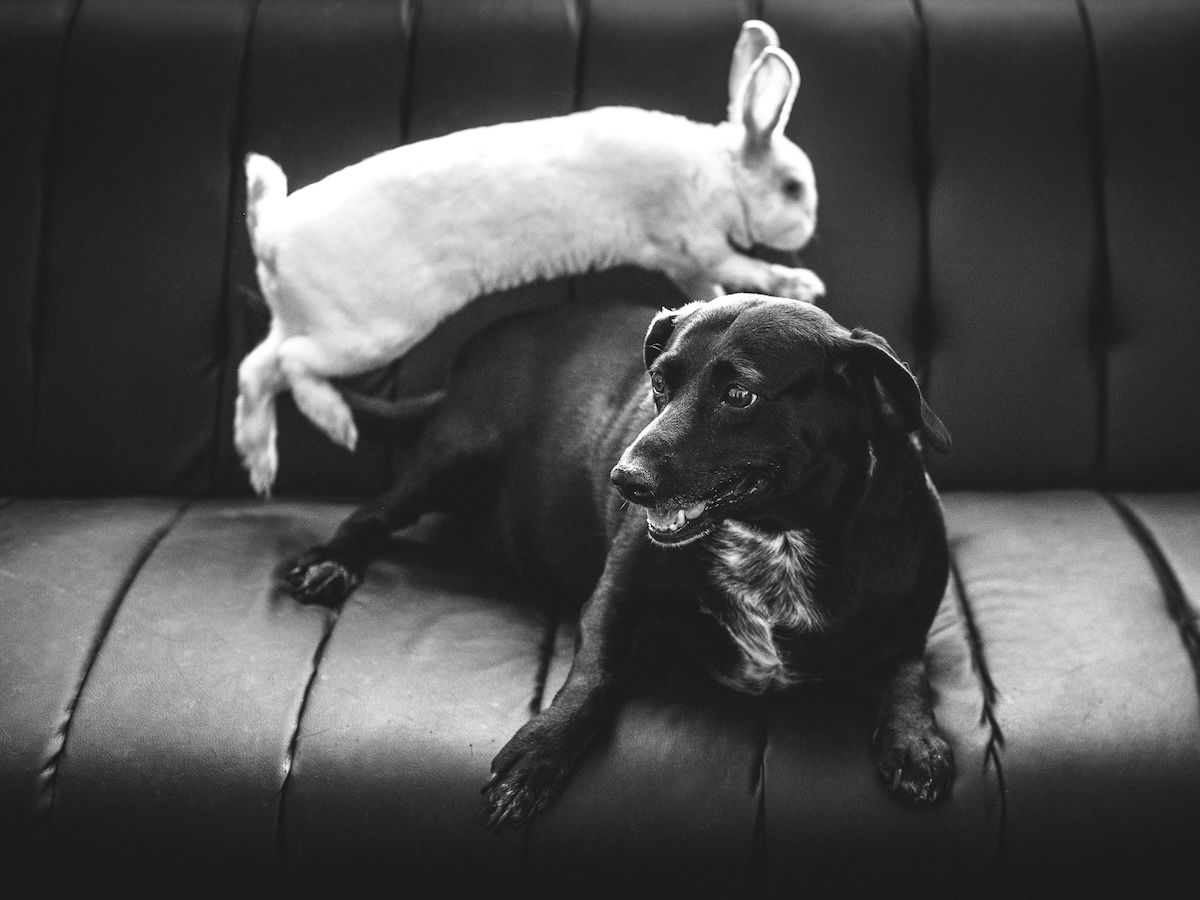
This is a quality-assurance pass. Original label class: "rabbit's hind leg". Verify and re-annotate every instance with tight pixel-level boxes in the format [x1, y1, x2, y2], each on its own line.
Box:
[276, 335, 365, 452]
[235, 325, 286, 495]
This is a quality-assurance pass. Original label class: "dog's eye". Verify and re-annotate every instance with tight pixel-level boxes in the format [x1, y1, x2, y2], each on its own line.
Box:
[722, 384, 758, 408]
[650, 371, 667, 395]
[782, 177, 805, 201]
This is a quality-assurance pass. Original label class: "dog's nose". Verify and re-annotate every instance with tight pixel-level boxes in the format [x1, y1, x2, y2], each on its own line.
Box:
[610, 462, 657, 507]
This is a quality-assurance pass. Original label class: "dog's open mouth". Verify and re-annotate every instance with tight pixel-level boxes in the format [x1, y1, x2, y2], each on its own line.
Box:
[645, 473, 769, 547]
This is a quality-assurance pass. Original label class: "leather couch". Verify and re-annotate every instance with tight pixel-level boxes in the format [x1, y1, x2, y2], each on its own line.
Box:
[3, 0, 1199, 896]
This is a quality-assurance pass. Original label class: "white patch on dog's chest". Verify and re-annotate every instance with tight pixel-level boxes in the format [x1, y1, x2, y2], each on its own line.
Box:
[705, 522, 825, 694]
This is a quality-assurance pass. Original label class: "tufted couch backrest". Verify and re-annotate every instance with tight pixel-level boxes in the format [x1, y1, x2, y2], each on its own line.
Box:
[3, 0, 1198, 498]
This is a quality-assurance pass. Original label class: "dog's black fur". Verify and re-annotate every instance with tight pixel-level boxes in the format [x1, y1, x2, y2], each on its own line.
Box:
[286, 293, 955, 828]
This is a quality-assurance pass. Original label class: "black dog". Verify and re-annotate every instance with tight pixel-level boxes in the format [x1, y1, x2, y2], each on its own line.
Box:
[286, 293, 955, 828]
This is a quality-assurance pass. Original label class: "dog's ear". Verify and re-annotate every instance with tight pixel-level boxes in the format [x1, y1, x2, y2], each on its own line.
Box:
[841, 328, 951, 453]
[643, 309, 679, 369]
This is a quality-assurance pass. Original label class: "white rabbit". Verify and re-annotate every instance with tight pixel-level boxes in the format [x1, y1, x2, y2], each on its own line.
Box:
[236, 20, 822, 495]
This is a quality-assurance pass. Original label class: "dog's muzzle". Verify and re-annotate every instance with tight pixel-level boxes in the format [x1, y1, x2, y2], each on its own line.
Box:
[611, 462, 770, 547]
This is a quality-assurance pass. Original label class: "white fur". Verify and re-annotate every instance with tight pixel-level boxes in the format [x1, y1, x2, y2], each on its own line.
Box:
[706, 521, 826, 694]
[235, 20, 822, 494]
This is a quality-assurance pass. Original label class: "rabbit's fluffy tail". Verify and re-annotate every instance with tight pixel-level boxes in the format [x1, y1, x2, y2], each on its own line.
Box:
[244, 153, 287, 251]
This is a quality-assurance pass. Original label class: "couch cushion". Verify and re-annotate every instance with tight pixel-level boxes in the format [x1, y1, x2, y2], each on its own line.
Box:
[943, 491, 1200, 896]
[0, 501, 549, 893]
[33, 0, 250, 496]
[0, 0, 76, 494]
[769, 0, 926, 367]
[0, 498, 186, 877]
[5, 493, 1200, 895]
[921, 0, 1102, 489]
[1090, 0, 1200, 487]
[281, 521, 547, 896]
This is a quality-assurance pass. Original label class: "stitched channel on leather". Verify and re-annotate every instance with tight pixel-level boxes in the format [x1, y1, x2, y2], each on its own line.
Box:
[26, 0, 86, 497]
[750, 697, 769, 899]
[397, 0, 420, 148]
[211, 0, 262, 495]
[275, 604, 340, 868]
[909, 0, 938, 399]
[948, 553, 1008, 869]
[1077, 0, 1115, 486]
[32, 501, 191, 828]
[1105, 495, 1200, 706]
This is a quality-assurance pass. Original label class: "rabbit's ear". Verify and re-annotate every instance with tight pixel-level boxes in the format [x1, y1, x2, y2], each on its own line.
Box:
[728, 20, 780, 122]
[740, 47, 800, 150]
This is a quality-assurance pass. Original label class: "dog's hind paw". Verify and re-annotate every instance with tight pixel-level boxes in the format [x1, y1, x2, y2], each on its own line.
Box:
[873, 724, 955, 805]
[285, 551, 362, 607]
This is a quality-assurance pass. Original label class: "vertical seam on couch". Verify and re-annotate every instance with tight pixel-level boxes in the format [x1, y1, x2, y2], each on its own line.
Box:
[569, 0, 590, 112]
[212, 0, 262, 494]
[34, 500, 192, 828]
[275, 605, 341, 871]
[750, 698, 769, 899]
[398, 0, 421, 144]
[1077, 0, 1113, 488]
[28, 0, 87, 493]
[948, 554, 1008, 871]
[909, 0, 936, 396]
[1105, 494, 1200, 708]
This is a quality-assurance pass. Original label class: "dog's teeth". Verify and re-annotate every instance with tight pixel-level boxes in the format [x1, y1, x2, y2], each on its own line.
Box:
[648, 501, 708, 533]
[648, 508, 687, 532]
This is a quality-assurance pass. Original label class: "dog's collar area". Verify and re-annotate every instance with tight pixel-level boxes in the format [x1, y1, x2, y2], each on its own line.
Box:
[644, 473, 769, 547]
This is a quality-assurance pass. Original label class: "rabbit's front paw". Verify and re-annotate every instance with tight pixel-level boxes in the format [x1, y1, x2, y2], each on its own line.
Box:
[769, 266, 825, 303]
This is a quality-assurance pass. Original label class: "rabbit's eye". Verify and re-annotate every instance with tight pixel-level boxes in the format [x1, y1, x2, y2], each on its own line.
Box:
[782, 177, 805, 201]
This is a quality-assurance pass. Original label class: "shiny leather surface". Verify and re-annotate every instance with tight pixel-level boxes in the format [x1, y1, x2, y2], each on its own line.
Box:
[4, 494, 1199, 895]
[2, 0, 1199, 896]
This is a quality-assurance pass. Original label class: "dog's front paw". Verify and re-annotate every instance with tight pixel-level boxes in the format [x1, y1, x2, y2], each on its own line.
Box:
[769, 266, 825, 303]
[285, 549, 362, 607]
[873, 723, 955, 805]
[482, 720, 573, 831]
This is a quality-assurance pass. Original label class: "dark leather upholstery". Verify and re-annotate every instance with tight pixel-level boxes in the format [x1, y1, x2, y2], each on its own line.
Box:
[2, 1, 1199, 896]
